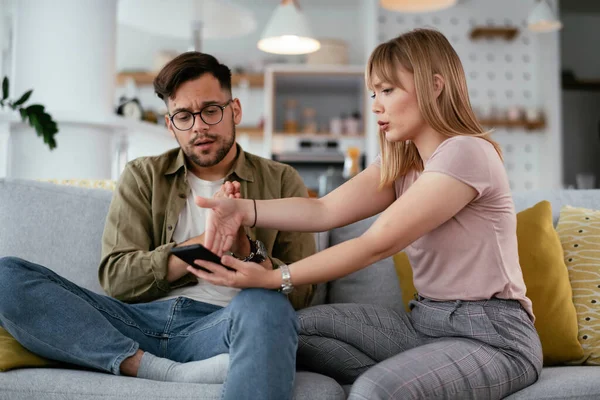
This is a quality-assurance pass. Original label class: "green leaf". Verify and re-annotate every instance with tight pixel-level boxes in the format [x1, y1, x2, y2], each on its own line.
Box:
[2, 77, 8, 100]
[28, 112, 43, 137]
[12, 90, 32, 108]
[19, 107, 28, 122]
[26, 104, 44, 114]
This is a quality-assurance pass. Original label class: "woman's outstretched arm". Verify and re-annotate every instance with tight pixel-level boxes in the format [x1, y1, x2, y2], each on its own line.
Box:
[198, 164, 396, 254]
[189, 171, 478, 288]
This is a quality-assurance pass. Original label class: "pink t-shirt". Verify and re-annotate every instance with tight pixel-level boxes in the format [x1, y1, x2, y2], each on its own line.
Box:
[376, 136, 533, 320]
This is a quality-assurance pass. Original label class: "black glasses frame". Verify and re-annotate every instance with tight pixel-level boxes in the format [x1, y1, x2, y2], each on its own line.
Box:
[169, 99, 232, 130]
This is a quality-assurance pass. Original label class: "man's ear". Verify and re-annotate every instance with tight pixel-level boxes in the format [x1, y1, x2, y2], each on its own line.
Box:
[165, 114, 176, 138]
[232, 98, 243, 125]
[433, 74, 445, 99]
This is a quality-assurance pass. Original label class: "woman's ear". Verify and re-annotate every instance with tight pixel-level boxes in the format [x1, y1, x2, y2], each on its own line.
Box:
[433, 74, 445, 99]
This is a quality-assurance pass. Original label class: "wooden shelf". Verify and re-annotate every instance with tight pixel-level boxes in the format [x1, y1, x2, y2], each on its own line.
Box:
[116, 71, 264, 88]
[273, 132, 365, 139]
[469, 26, 519, 41]
[562, 80, 600, 91]
[236, 126, 263, 136]
[231, 74, 264, 87]
[479, 118, 545, 131]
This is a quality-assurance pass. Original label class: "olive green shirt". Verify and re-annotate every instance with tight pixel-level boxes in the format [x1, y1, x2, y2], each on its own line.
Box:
[99, 145, 316, 310]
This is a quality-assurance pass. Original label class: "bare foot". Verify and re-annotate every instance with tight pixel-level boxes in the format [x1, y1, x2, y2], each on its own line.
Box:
[120, 349, 144, 377]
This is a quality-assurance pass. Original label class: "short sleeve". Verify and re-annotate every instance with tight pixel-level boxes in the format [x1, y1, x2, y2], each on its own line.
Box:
[424, 136, 492, 199]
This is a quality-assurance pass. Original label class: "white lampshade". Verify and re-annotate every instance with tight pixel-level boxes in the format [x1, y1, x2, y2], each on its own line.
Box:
[118, 0, 257, 39]
[380, 0, 457, 13]
[527, 0, 562, 33]
[258, 1, 320, 55]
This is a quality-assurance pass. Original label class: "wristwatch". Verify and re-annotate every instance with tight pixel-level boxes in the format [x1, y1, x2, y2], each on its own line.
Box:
[240, 235, 267, 263]
[279, 263, 294, 294]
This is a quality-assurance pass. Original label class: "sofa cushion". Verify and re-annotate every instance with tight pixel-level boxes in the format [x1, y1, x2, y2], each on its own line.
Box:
[342, 366, 600, 399]
[326, 215, 404, 313]
[392, 201, 584, 366]
[557, 206, 600, 365]
[504, 366, 600, 399]
[0, 368, 346, 400]
[0, 179, 112, 294]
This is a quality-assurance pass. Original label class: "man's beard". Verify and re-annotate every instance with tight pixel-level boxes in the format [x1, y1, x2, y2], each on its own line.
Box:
[183, 121, 236, 168]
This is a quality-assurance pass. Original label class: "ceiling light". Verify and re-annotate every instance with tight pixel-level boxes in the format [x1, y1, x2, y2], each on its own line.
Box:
[258, 0, 320, 55]
[379, 0, 458, 13]
[527, 0, 562, 33]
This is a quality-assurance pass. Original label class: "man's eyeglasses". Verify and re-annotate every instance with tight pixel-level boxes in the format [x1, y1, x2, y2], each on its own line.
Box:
[169, 99, 232, 131]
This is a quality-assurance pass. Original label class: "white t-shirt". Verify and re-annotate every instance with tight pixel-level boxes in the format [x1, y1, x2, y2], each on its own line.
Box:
[160, 173, 241, 307]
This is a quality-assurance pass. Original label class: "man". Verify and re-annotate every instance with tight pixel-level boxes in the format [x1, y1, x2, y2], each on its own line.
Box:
[0, 52, 316, 400]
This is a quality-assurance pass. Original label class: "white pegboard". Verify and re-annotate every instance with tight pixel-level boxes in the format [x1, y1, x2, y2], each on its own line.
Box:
[376, 0, 558, 191]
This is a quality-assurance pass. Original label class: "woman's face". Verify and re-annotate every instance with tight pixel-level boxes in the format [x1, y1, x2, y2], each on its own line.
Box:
[370, 68, 426, 143]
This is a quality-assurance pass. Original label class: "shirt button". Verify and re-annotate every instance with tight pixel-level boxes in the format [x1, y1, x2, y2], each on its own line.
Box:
[179, 193, 186, 199]
[167, 225, 173, 231]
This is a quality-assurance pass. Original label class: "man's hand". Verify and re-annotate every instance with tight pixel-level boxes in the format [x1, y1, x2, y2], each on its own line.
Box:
[167, 181, 244, 281]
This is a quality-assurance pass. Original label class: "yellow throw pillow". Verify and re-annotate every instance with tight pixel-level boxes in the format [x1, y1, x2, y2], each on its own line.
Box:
[393, 200, 584, 366]
[556, 206, 600, 365]
[393, 252, 417, 313]
[0, 328, 57, 371]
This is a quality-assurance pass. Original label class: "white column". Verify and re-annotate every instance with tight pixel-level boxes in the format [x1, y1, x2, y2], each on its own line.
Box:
[0, 119, 10, 178]
[8, 0, 119, 180]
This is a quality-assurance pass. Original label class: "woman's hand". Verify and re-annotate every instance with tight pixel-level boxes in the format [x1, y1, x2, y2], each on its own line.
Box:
[195, 196, 246, 256]
[214, 181, 241, 199]
[186, 255, 278, 290]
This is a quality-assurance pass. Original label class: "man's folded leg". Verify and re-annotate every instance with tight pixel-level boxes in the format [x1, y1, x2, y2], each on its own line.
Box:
[168, 288, 299, 400]
[0, 256, 226, 382]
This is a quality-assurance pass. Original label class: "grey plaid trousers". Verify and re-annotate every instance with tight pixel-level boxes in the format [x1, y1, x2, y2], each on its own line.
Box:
[297, 297, 543, 400]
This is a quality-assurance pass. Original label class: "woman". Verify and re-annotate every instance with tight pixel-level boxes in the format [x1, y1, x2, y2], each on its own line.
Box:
[189, 29, 543, 400]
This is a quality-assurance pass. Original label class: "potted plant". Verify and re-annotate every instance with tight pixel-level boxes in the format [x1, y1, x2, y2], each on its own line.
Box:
[0, 76, 58, 150]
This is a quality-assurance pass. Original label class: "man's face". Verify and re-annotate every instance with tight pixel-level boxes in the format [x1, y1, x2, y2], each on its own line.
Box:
[165, 74, 242, 168]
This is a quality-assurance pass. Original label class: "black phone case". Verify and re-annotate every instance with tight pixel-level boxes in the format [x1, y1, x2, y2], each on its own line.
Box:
[170, 244, 236, 272]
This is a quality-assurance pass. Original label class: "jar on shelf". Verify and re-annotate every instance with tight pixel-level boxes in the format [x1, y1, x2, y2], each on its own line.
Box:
[344, 111, 361, 135]
[343, 147, 361, 179]
[302, 107, 318, 134]
[284, 99, 298, 133]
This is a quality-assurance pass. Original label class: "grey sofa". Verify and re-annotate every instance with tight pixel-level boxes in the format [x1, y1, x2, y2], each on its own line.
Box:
[0, 178, 599, 400]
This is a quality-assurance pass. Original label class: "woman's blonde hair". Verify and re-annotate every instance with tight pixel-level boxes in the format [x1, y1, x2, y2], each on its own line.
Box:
[366, 28, 502, 188]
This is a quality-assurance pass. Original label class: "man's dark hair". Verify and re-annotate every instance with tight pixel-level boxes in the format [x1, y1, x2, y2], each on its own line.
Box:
[153, 52, 232, 105]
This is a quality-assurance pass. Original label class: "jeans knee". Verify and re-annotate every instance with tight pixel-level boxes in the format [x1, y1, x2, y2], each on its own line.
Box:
[0, 257, 30, 313]
[0, 256, 29, 285]
[229, 288, 298, 332]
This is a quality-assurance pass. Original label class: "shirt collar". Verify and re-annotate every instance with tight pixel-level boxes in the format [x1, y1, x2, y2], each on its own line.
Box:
[164, 144, 255, 183]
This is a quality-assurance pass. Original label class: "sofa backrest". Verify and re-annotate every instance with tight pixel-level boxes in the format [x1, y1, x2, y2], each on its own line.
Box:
[0, 179, 112, 294]
[512, 189, 600, 225]
[325, 215, 405, 313]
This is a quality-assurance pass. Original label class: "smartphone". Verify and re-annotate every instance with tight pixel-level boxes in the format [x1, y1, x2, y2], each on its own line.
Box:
[170, 244, 236, 273]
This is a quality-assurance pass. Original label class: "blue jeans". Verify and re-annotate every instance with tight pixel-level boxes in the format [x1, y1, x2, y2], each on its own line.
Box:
[0, 257, 299, 400]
